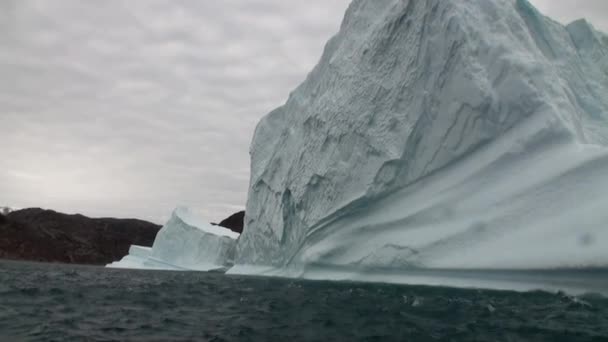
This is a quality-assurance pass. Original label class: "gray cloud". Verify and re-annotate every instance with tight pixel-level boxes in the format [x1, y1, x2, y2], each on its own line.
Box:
[0, 0, 605, 223]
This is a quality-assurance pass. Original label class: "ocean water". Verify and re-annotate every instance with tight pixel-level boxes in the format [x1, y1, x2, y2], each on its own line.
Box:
[0, 260, 607, 342]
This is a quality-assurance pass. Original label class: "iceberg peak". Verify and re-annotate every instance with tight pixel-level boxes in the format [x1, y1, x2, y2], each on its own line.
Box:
[566, 18, 605, 52]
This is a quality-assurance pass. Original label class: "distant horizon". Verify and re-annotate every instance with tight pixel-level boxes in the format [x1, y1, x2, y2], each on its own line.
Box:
[1, 205, 167, 224]
[0, 205, 246, 225]
[2, 0, 607, 224]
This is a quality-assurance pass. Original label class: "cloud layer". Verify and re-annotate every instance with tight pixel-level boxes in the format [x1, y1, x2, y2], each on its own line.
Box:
[1, 0, 606, 223]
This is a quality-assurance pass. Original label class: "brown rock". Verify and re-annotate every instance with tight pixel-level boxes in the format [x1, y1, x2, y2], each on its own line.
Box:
[0, 208, 160, 265]
[216, 211, 245, 234]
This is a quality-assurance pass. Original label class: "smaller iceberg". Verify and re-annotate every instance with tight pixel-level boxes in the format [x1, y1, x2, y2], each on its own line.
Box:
[107, 207, 240, 271]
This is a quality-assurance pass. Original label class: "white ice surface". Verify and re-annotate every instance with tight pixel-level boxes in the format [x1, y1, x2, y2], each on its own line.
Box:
[232, 0, 608, 292]
[107, 207, 239, 271]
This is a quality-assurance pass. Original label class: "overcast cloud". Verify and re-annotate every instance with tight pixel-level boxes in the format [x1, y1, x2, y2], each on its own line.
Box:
[1, 0, 606, 223]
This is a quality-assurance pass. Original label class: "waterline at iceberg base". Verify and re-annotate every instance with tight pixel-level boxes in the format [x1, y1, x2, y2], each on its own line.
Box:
[229, 0, 608, 293]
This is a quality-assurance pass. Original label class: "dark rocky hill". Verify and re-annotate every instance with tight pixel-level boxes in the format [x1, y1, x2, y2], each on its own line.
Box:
[0, 208, 160, 265]
[216, 211, 245, 234]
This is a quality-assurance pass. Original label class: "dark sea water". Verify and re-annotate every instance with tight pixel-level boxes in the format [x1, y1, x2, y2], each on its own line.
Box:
[1, 260, 607, 342]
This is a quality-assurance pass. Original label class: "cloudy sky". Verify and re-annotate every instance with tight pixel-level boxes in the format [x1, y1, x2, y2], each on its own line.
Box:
[1, 1, 606, 224]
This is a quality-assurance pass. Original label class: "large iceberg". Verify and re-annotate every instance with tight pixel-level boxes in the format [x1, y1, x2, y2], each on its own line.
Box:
[108, 207, 239, 271]
[231, 0, 608, 284]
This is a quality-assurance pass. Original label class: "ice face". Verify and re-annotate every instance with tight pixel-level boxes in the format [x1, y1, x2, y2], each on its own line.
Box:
[233, 0, 608, 279]
[108, 207, 239, 271]
[151, 207, 238, 270]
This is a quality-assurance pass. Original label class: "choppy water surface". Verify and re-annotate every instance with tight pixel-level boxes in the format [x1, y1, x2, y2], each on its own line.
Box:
[1, 260, 607, 341]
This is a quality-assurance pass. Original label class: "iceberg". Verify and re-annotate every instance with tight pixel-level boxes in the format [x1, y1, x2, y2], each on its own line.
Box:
[108, 207, 239, 271]
[231, 0, 608, 286]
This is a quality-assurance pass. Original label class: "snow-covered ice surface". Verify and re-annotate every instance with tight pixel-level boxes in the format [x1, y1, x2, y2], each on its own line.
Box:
[231, 0, 608, 291]
[108, 207, 239, 271]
